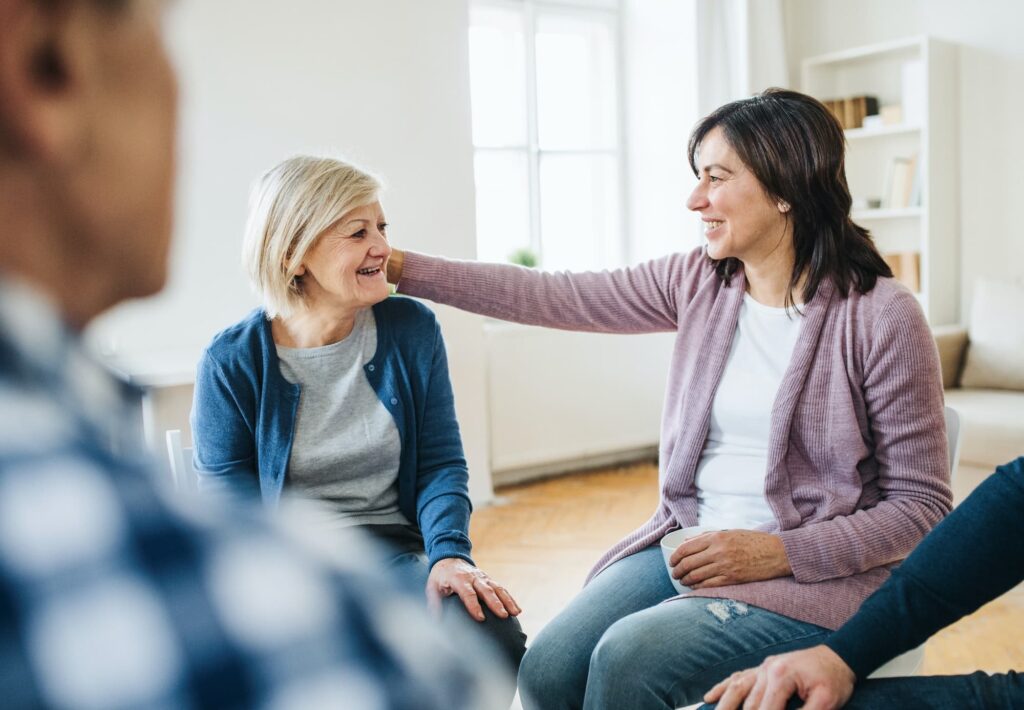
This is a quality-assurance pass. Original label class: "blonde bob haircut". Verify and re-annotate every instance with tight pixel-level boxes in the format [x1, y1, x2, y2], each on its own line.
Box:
[242, 155, 383, 319]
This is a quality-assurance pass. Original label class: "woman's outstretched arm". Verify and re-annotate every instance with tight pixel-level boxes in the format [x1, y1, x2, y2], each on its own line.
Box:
[388, 247, 708, 335]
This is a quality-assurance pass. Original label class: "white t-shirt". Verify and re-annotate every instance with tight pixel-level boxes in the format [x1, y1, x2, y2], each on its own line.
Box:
[695, 293, 803, 530]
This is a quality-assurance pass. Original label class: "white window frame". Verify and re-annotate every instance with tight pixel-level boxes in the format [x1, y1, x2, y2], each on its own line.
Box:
[470, 0, 630, 268]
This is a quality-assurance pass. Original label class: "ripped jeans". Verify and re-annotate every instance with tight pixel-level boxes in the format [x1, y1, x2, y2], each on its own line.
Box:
[518, 545, 828, 710]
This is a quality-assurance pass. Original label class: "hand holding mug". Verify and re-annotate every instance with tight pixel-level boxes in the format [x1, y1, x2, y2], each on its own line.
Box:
[668, 529, 791, 588]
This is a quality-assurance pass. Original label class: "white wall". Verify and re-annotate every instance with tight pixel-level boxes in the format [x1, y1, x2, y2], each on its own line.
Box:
[783, 0, 1024, 320]
[89, 0, 495, 501]
[486, 325, 674, 480]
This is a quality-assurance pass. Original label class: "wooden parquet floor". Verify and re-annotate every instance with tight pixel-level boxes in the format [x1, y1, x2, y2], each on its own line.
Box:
[469, 461, 1024, 676]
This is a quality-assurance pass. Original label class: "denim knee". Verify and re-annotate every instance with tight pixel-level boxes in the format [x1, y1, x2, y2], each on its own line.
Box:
[588, 617, 648, 680]
[519, 634, 584, 710]
[518, 641, 555, 704]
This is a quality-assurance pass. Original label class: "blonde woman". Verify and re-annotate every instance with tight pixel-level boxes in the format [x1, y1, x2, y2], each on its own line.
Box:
[191, 156, 526, 676]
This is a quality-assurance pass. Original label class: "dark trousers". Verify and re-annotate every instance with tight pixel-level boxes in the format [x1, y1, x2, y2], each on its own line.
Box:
[363, 523, 528, 675]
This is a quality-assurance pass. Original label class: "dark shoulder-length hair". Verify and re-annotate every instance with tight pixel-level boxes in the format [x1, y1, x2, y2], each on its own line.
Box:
[687, 88, 892, 306]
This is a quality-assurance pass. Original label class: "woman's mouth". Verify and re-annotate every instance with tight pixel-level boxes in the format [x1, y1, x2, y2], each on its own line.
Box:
[704, 220, 724, 236]
[356, 266, 382, 277]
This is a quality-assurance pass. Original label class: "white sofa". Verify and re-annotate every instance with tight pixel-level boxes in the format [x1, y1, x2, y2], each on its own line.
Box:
[933, 279, 1024, 469]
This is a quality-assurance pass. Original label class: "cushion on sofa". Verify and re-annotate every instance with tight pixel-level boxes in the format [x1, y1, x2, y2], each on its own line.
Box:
[943, 389, 1024, 468]
[960, 278, 1024, 391]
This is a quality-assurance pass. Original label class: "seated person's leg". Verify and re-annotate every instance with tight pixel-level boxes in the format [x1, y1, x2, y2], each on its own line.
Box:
[843, 671, 1024, 710]
[702, 670, 1024, 710]
[518, 546, 683, 710]
[586, 597, 829, 710]
[380, 527, 526, 673]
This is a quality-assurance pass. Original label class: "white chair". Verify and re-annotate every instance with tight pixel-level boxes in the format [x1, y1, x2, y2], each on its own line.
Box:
[165, 429, 198, 493]
[944, 404, 963, 484]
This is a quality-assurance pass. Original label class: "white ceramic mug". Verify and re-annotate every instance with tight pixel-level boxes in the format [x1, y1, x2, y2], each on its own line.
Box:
[660, 526, 717, 594]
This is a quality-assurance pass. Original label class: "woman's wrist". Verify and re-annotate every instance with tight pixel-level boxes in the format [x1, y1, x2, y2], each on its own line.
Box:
[387, 248, 405, 284]
[770, 534, 793, 577]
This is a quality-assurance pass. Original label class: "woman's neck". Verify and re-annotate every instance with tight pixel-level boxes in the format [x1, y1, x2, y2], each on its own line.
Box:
[742, 239, 805, 308]
[272, 303, 363, 348]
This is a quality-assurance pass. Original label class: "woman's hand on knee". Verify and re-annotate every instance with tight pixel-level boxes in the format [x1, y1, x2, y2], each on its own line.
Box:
[426, 558, 522, 622]
[669, 530, 792, 587]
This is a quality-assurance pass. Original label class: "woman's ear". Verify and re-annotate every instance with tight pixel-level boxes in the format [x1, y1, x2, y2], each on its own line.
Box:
[284, 251, 306, 277]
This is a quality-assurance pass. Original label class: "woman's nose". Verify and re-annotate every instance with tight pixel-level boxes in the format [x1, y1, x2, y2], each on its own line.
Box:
[370, 232, 391, 256]
[686, 182, 708, 212]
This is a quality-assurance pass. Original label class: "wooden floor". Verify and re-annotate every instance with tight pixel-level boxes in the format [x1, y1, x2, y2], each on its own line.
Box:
[470, 461, 1024, 676]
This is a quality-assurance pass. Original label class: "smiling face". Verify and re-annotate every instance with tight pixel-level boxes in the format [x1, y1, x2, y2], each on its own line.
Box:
[294, 200, 392, 313]
[685, 127, 791, 265]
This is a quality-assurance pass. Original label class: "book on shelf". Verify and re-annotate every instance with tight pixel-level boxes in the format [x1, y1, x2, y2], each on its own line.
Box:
[883, 252, 921, 293]
[844, 95, 879, 130]
[883, 155, 919, 209]
[822, 95, 879, 130]
[907, 157, 923, 207]
[879, 104, 903, 126]
[823, 99, 843, 126]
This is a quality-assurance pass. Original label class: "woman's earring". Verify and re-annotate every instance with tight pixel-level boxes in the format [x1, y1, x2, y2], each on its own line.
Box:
[778, 201, 791, 213]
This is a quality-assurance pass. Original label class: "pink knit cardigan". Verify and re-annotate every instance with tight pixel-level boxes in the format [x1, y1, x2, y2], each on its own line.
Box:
[397, 247, 952, 630]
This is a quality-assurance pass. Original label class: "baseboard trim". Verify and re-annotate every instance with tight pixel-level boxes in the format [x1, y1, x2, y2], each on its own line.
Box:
[491, 445, 659, 488]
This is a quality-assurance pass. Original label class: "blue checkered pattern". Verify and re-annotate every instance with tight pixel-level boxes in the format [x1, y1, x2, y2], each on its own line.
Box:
[0, 279, 508, 709]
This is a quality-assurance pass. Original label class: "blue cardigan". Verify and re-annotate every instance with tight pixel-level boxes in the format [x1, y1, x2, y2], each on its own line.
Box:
[190, 297, 473, 567]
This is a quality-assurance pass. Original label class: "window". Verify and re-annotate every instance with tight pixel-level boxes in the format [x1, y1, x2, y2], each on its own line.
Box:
[468, 0, 625, 271]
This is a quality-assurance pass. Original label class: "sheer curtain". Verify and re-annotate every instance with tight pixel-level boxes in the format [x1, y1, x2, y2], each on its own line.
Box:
[695, 0, 789, 115]
[621, 0, 789, 261]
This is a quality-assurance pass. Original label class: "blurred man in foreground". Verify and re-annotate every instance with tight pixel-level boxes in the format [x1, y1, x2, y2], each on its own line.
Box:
[0, 1, 507, 707]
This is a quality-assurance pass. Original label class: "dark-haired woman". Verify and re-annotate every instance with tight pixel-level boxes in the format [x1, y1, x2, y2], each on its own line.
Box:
[386, 89, 953, 710]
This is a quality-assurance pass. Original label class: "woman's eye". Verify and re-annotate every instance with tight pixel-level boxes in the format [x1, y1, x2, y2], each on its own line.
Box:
[351, 229, 366, 238]
[378, 222, 388, 232]
[708, 175, 721, 183]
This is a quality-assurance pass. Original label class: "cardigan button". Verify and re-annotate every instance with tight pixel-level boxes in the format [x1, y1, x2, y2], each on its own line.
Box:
[367, 364, 375, 372]
[390, 397, 398, 405]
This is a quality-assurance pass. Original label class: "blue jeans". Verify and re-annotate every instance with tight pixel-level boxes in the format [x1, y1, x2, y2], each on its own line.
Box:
[701, 671, 1024, 709]
[519, 546, 828, 710]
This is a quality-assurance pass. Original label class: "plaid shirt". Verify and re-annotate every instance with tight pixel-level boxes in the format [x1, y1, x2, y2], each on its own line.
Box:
[0, 278, 508, 709]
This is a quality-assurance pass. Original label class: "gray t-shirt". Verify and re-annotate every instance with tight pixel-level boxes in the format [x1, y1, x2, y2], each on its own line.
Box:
[276, 308, 409, 528]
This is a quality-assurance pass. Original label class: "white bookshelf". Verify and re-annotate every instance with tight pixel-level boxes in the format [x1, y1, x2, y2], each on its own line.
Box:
[802, 36, 958, 325]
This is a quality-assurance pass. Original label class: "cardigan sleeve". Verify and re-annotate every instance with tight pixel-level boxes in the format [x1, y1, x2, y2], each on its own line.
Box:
[191, 350, 262, 503]
[396, 249, 708, 334]
[779, 289, 953, 582]
[413, 318, 475, 568]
